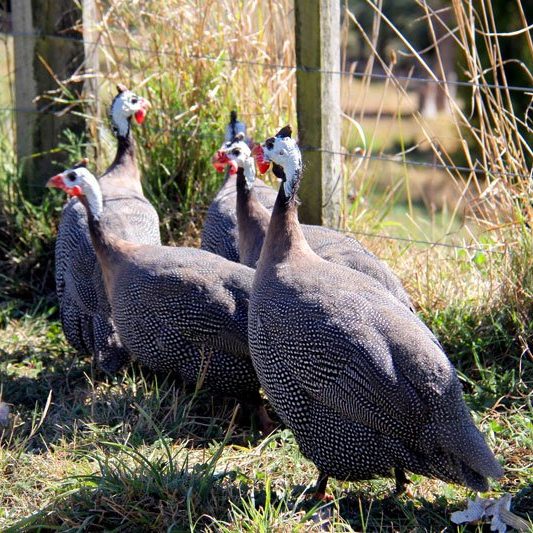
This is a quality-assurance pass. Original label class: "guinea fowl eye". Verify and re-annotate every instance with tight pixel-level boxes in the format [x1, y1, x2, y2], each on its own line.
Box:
[67, 172, 77, 182]
[232, 149, 241, 156]
[130, 97, 138, 104]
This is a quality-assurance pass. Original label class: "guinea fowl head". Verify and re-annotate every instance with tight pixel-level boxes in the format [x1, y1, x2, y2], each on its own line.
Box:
[253, 126, 302, 199]
[47, 163, 103, 219]
[212, 133, 256, 189]
[109, 84, 150, 138]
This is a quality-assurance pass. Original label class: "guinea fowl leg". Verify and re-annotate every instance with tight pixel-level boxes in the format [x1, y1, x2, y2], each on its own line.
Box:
[394, 468, 412, 496]
[256, 404, 277, 435]
[313, 471, 333, 501]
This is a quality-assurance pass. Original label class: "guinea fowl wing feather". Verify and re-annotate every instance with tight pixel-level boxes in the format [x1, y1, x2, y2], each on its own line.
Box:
[117, 249, 253, 358]
[258, 261, 461, 436]
[57, 199, 100, 314]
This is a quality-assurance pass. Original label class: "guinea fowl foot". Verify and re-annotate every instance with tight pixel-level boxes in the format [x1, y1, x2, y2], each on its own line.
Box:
[256, 404, 277, 435]
[313, 472, 333, 502]
[394, 468, 413, 497]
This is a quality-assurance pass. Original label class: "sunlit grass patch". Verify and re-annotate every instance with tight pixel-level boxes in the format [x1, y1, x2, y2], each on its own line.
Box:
[0, 298, 531, 531]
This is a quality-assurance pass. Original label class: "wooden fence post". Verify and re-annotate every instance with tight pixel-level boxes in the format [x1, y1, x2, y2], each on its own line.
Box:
[12, 0, 36, 190]
[13, 0, 85, 201]
[294, 0, 342, 227]
[82, 0, 101, 166]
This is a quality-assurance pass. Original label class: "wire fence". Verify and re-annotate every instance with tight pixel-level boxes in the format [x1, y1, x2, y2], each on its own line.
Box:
[1, 105, 530, 182]
[7, 31, 533, 94]
[1, 29, 529, 257]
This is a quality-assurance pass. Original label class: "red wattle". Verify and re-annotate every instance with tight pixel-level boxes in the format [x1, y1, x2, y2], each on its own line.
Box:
[228, 161, 238, 175]
[212, 161, 226, 173]
[212, 150, 231, 173]
[134, 109, 146, 124]
[68, 185, 83, 197]
[252, 145, 270, 174]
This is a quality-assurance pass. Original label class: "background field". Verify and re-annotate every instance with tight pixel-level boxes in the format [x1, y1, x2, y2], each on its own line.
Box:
[0, 0, 532, 530]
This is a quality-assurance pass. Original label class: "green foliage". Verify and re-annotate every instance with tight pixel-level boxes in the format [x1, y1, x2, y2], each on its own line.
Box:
[0, 1, 531, 530]
[135, 65, 234, 244]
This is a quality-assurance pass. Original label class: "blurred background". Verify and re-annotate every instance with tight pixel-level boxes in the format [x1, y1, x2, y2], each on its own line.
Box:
[0, 0, 531, 314]
[0, 0, 531, 318]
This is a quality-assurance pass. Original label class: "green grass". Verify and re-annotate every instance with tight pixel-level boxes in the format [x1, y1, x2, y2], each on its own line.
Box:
[1, 3, 532, 528]
[0, 107, 531, 531]
[0, 283, 531, 531]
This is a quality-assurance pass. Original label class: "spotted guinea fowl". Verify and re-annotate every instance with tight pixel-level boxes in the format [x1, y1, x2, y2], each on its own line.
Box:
[253, 128, 414, 310]
[248, 127, 503, 499]
[213, 134, 413, 311]
[200, 112, 278, 263]
[54, 84, 160, 373]
[49, 165, 274, 432]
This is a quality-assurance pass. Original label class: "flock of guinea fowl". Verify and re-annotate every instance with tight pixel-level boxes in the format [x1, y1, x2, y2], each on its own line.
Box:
[47, 84, 503, 501]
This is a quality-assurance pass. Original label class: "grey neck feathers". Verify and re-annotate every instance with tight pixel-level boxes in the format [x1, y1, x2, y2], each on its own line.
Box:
[80, 192, 118, 265]
[259, 167, 308, 263]
[236, 167, 271, 267]
[110, 126, 136, 170]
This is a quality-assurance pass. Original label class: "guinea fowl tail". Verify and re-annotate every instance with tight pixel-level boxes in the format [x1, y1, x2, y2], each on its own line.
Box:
[420, 420, 503, 491]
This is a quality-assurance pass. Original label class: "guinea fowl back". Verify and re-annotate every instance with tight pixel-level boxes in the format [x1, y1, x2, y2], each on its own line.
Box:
[212, 136, 413, 310]
[54, 85, 160, 372]
[248, 127, 502, 496]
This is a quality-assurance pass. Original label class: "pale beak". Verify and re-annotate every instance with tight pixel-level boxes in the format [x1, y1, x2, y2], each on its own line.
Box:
[46, 174, 65, 189]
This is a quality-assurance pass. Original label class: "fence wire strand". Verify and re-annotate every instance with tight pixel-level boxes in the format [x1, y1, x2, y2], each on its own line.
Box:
[2, 106, 530, 181]
[7, 31, 533, 94]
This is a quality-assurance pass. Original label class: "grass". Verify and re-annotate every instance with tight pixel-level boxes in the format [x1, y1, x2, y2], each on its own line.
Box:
[0, 302, 531, 531]
[1, 0, 532, 530]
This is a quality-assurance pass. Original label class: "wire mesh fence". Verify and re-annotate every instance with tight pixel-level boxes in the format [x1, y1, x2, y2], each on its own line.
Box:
[1, 4, 531, 257]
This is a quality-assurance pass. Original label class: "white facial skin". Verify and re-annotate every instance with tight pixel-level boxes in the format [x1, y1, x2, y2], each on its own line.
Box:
[222, 138, 256, 189]
[110, 90, 147, 137]
[58, 167, 103, 219]
[262, 136, 302, 197]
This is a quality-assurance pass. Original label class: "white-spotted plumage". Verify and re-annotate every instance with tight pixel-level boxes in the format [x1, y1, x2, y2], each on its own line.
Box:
[219, 132, 414, 315]
[54, 86, 160, 372]
[247, 127, 503, 495]
[201, 114, 278, 262]
[51, 166, 263, 404]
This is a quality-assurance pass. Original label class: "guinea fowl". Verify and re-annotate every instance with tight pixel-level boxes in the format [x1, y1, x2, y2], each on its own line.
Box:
[55, 84, 160, 373]
[248, 127, 503, 499]
[48, 165, 274, 432]
[213, 133, 413, 312]
[200, 112, 278, 263]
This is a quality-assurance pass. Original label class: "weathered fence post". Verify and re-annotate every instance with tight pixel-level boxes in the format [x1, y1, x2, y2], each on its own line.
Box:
[12, 0, 36, 191]
[82, 0, 101, 166]
[294, 0, 342, 227]
[13, 0, 85, 201]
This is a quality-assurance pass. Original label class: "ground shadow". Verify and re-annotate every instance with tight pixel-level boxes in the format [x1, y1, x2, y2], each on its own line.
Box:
[0, 345, 275, 453]
[7, 465, 516, 532]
